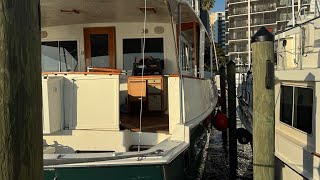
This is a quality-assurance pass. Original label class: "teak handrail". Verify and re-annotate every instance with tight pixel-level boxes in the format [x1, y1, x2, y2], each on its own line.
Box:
[88, 67, 122, 73]
[42, 71, 121, 75]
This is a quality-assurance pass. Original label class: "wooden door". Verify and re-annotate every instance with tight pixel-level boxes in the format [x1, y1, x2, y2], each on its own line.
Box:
[84, 27, 115, 69]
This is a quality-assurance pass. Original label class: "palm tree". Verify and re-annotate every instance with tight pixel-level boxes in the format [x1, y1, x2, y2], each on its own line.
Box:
[205, 44, 228, 73]
[201, 0, 215, 11]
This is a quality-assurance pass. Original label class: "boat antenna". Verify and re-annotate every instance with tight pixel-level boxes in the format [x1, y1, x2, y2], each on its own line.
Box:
[138, 0, 147, 153]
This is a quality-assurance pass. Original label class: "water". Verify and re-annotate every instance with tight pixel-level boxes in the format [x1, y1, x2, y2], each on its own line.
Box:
[201, 122, 253, 180]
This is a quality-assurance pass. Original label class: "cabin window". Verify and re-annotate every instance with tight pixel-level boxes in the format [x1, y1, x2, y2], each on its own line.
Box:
[123, 38, 164, 70]
[280, 85, 313, 134]
[41, 41, 78, 72]
[181, 36, 194, 73]
[182, 41, 193, 71]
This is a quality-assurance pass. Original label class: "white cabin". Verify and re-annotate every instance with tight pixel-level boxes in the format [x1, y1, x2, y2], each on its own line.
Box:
[41, 0, 217, 156]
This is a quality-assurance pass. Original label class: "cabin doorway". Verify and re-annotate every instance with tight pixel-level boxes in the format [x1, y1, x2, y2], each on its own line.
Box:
[84, 27, 116, 69]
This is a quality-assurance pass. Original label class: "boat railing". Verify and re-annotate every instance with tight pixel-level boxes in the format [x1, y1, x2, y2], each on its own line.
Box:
[168, 75, 216, 132]
[276, 15, 320, 71]
[185, 0, 200, 15]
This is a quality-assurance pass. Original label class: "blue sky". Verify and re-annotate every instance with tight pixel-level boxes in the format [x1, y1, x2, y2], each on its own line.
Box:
[211, 0, 225, 12]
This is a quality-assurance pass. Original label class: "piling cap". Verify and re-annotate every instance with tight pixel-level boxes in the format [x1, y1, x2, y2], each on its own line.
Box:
[251, 27, 274, 43]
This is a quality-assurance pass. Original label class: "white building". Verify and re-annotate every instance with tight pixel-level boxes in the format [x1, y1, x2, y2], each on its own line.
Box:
[225, 0, 312, 69]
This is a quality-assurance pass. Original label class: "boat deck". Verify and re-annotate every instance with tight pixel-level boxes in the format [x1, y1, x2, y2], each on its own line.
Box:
[120, 114, 169, 133]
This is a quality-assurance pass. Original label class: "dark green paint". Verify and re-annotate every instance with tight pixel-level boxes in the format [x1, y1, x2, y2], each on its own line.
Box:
[44, 166, 163, 180]
[44, 123, 209, 180]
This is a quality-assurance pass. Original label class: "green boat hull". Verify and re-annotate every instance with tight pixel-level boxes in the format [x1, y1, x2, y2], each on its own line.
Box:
[44, 123, 209, 180]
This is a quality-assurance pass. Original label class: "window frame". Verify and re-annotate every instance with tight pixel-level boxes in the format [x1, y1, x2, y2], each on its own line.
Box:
[41, 39, 80, 72]
[122, 37, 165, 71]
[280, 83, 314, 135]
[84, 27, 116, 69]
[181, 35, 194, 74]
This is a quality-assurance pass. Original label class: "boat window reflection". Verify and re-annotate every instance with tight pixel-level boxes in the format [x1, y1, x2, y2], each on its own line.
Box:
[280, 85, 313, 134]
[123, 38, 164, 70]
[41, 41, 78, 72]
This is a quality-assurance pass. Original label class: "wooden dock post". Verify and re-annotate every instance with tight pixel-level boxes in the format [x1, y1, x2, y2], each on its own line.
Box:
[251, 27, 275, 179]
[219, 66, 228, 145]
[227, 60, 237, 178]
[0, 0, 43, 179]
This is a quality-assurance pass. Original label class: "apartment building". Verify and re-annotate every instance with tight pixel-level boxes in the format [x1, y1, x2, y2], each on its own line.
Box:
[225, 0, 312, 67]
[210, 12, 226, 52]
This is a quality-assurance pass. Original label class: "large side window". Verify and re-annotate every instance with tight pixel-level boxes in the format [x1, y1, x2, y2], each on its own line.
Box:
[41, 41, 78, 72]
[280, 86, 293, 126]
[280, 85, 313, 134]
[123, 38, 164, 70]
[181, 40, 193, 72]
[293, 87, 313, 134]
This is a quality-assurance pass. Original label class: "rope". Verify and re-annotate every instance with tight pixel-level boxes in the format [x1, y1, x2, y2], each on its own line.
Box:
[138, 0, 147, 153]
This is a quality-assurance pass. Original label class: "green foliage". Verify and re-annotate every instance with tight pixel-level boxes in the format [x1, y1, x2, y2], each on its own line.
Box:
[214, 44, 228, 67]
[204, 44, 228, 73]
[201, 0, 215, 11]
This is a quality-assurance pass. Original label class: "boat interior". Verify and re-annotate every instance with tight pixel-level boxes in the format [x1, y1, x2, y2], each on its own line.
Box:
[41, 0, 217, 154]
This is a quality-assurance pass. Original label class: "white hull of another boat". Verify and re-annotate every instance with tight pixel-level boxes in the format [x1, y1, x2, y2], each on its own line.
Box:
[274, 10, 320, 179]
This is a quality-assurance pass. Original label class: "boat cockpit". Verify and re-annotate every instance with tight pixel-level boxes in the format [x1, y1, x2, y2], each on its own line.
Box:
[41, 0, 216, 154]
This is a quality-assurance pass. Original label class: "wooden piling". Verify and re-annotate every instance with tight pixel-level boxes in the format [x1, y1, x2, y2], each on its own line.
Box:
[251, 27, 275, 180]
[219, 66, 228, 145]
[227, 61, 237, 178]
[0, 0, 43, 179]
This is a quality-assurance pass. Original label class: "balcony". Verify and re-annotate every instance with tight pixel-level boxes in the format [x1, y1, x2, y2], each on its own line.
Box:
[229, 7, 248, 16]
[278, 0, 299, 7]
[229, 20, 248, 28]
[229, 47, 248, 52]
[229, 34, 248, 40]
[278, 13, 292, 21]
[229, 0, 247, 4]
[251, 18, 276, 26]
[251, 3, 276, 13]
[229, 44, 248, 52]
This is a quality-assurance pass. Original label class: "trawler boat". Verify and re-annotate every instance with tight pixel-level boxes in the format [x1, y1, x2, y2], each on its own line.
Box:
[41, 0, 218, 179]
[274, 6, 320, 180]
[237, 1, 320, 178]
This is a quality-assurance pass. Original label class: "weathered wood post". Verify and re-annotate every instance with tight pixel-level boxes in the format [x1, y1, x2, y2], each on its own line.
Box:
[219, 66, 228, 145]
[251, 27, 275, 179]
[227, 60, 237, 178]
[0, 0, 43, 179]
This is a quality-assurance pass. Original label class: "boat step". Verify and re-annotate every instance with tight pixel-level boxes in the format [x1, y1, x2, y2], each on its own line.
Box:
[129, 145, 153, 151]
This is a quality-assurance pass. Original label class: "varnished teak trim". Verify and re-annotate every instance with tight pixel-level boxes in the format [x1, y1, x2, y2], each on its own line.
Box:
[84, 27, 116, 69]
[89, 67, 121, 73]
[42, 72, 121, 75]
[128, 75, 164, 79]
